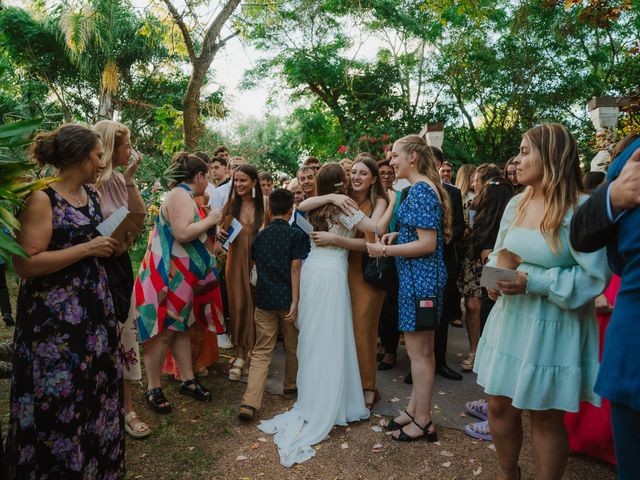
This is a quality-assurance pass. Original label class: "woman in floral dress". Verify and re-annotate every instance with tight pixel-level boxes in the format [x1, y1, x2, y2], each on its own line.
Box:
[5, 124, 125, 478]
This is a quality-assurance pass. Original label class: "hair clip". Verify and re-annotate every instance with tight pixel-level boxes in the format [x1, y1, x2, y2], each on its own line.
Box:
[334, 181, 344, 187]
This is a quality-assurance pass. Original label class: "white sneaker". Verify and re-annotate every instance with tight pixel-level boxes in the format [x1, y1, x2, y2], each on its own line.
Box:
[217, 333, 233, 349]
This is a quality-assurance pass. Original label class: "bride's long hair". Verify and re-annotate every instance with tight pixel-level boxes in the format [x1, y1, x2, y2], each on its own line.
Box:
[308, 162, 348, 232]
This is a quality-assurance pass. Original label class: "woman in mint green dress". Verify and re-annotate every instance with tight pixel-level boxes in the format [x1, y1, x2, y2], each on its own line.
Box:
[474, 124, 608, 480]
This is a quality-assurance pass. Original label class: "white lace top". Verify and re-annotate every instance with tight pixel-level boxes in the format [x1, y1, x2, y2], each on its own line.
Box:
[309, 208, 365, 254]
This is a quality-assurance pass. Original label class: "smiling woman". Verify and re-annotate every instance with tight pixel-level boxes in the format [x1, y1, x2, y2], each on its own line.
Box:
[5, 124, 126, 478]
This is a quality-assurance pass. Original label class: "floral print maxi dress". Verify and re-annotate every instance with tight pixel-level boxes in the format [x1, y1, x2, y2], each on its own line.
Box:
[4, 186, 125, 480]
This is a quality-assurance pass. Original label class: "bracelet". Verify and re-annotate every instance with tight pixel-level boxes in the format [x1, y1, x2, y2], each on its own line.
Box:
[382, 245, 387, 257]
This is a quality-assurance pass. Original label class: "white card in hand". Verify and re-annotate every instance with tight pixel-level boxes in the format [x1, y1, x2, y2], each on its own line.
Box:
[222, 218, 243, 251]
[97, 206, 128, 237]
[480, 265, 518, 290]
[294, 211, 313, 236]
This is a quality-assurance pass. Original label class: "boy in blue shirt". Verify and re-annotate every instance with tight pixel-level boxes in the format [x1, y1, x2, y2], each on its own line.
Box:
[238, 189, 309, 421]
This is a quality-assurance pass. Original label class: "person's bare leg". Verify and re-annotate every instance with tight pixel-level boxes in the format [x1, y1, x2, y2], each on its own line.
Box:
[124, 379, 149, 432]
[529, 409, 568, 480]
[393, 331, 435, 438]
[489, 395, 522, 480]
[465, 296, 482, 354]
[143, 329, 174, 408]
[171, 330, 195, 381]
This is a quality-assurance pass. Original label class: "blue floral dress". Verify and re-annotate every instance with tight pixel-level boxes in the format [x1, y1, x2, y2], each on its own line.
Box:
[396, 182, 447, 331]
[4, 186, 125, 479]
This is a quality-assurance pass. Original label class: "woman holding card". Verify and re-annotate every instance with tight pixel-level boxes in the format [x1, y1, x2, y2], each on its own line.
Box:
[366, 135, 451, 442]
[473, 124, 608, 480]
[135, 153, 222, 413]
[220, 164, 265, 380]
[94, 119, 150, 439]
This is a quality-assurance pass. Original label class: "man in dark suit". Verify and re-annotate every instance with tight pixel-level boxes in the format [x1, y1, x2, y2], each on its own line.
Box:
[570, 143, 640, 480]
[403, 147, 465, 384]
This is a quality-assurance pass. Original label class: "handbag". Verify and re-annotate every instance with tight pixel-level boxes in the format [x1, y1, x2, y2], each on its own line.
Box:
[362, 254, 396, 290]
[408, 255, 440, 331]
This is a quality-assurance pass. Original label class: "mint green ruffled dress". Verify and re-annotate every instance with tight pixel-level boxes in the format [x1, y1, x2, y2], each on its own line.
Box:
[474, 194, 608, 412]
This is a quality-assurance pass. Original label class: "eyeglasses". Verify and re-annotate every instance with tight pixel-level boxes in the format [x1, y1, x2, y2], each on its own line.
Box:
[380, 172, 395, 177]
[507, 172, 517, 177]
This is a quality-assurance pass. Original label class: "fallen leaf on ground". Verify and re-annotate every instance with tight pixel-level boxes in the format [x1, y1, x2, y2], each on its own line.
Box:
[341, 443, 349, 449]
[139, 453, 147, 458]
[371, 443, 383, 453]
[372, 426, 383, 433]
[441, 461, 451, 468]
[390, 397, 400, 403]
[251, 442, 260, 449]
[236, 455, 247, 461]
[440, 450, 454, 457]
[432, 441, 442, 446]
[392, 379, 397, 382]
[257, 437, 268, 443]
[438, 391, 446, 395]
[488, 444, 496, 451]
[188, 446, 195, 451]
[373, 413, 381, 418]
[459, 412, 466, 417]
[473, 466, 483, 476]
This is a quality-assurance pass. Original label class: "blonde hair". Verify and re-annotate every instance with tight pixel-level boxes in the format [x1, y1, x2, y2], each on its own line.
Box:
[513, 123, 583, 253]
[455, 164, 476, 196]
[94, 120, 130, 186]
[287, 178, 300, 191]
[394, 135, 452, 243]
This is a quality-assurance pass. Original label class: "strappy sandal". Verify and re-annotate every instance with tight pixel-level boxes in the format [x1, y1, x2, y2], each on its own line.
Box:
[383, 410, 414, 431]
[451, 319, 464, 328]
[228, 358, 245, 381]
[461, 352, 476, 372]
[392, 419, 438, 443]
[365, 388, 381, 410]
[180, 378, 212, 402]
[124, 411, 151, 439]
[146, 387, 171, 414]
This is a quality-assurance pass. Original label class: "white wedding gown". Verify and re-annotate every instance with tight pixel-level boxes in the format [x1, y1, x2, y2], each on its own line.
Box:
[258, 210, 370, 467]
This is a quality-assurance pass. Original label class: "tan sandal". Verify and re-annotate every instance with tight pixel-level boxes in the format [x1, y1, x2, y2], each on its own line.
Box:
[461, 353, 476, 372]
[228, 358, 245, 381]
[124, 411, 151, 439]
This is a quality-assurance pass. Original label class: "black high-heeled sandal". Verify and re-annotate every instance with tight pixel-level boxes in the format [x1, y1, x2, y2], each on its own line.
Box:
[146, 387, 172, 414]
[384, 410, 414, 431]
[392, 419, 438, 443]
[180, 378, 212, 402]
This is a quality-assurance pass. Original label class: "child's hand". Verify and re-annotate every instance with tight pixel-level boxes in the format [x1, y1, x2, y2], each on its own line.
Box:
[284, 302, 298, 323]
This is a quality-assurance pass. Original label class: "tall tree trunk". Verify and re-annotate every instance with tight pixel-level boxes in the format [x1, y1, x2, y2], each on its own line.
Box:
[163, 0, 242, 150]
[98, 92, 113, 121]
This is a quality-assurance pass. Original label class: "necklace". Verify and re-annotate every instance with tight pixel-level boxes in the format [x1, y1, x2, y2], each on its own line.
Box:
[58, 185, 85, 207]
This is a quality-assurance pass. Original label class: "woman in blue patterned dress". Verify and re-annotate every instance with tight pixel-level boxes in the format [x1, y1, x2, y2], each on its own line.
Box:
[367, 135, 451, 442]
[4, 124, 125, 479]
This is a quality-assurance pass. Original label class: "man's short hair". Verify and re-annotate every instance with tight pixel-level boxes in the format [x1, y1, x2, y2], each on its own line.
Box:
[269, 188, 294, 216]
[210, 156, 227, 167]
[428, 146, 445, 165]
[297, 165, 315, 177]
[213, 145, 229, 156]
[303, 156, 320, 166]
[259, 171, 273, 182]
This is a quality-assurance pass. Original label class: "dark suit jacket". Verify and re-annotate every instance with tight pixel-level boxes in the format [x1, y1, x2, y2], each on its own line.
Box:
[400, 182, 464, 274]
[570, 182, 623, 274]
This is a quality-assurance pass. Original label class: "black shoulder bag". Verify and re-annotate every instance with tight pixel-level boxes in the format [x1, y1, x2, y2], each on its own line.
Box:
[407, 251, 440, 331]
[362, 227, 396, 290]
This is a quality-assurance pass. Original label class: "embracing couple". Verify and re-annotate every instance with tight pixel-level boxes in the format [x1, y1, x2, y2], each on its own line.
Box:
[259, 135, 450, 468]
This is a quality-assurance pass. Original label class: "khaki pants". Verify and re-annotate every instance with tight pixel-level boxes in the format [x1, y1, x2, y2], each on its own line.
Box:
[241, 308, 298, 410]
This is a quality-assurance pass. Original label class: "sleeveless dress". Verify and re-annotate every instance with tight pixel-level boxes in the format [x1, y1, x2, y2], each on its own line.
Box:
[4, 186, 125, 479]
[259, 209, 370, 467]
[135, 186, 223, 342]
[474, 195, 607, 411]
[224, 216, 256, 351]
[347, 199, 385, 391]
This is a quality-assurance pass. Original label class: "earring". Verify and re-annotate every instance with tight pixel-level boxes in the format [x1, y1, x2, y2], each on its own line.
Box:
[252, 186, 256, 198]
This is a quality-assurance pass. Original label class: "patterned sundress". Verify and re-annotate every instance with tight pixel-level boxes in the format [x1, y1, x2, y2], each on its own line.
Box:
[135, 185, 223, 342]
[4, 186, 125, 479]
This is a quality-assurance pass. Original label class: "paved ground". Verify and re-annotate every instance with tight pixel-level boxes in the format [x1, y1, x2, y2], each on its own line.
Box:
[239, 324, 485, 430]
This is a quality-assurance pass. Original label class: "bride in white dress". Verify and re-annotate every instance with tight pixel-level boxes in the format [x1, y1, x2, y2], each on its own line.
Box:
[259, 162, 395, 467]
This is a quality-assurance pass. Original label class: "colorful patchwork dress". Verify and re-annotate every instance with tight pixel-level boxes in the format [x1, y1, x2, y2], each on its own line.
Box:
[135, 185, 223, 343]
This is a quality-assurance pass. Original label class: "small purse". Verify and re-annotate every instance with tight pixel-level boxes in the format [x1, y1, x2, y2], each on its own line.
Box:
[362, 254, 396, 290]
[408, 257, 440, 331]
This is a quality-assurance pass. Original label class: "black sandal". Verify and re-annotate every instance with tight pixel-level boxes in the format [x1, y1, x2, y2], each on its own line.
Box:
[180, 378, 212, 402]
[384, 410, 414, 431]
[146, 387, 171, 414]
[392, 419, 438, 443]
